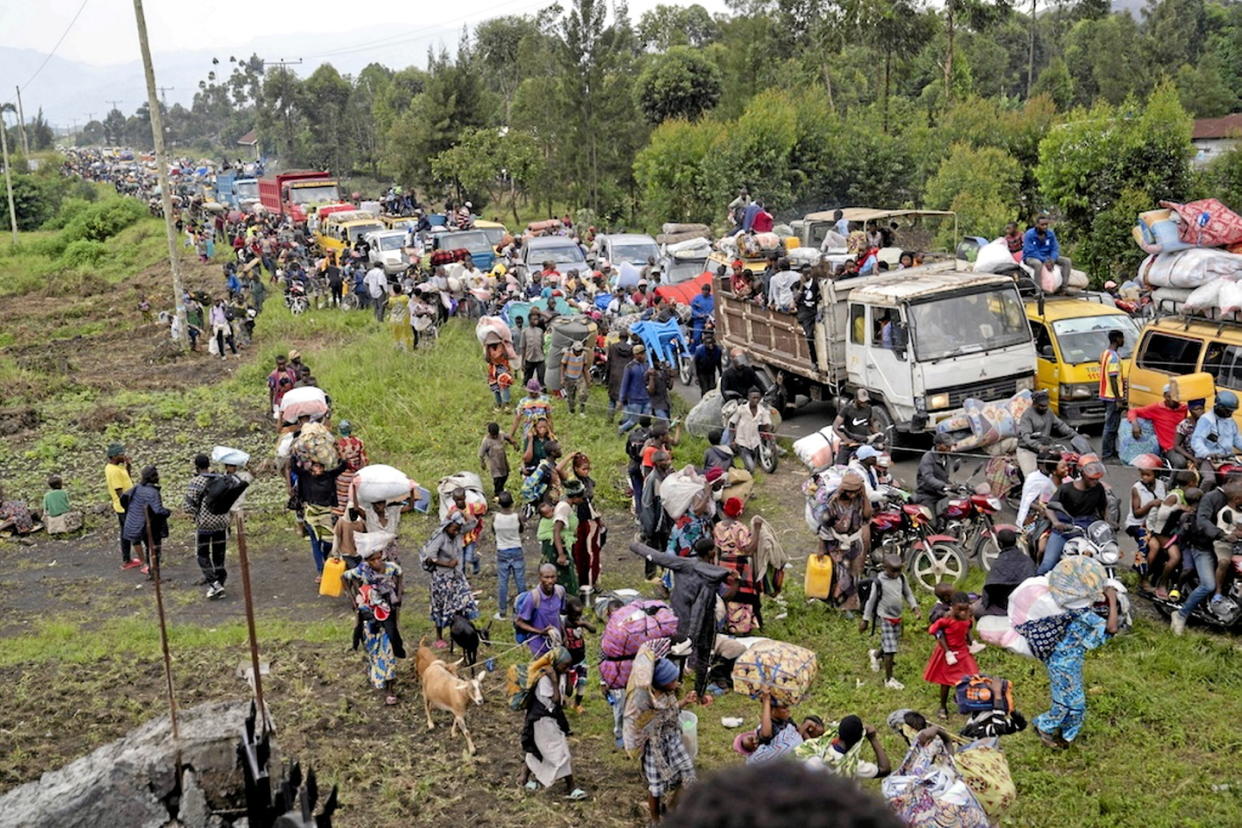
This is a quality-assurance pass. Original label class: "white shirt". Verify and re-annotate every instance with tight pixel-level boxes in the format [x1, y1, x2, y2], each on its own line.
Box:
[729, 403, 772, 450]
[1127, 479, 1166, 530]
[494, 511, 522, 551]
[768, 271, 800, 311]
[1016, 470, 1055, 527]
[364, 267, 389, 299]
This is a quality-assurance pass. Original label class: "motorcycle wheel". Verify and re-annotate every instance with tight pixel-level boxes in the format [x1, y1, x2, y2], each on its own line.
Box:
[907, 542, 967, 592]
[290, 298, 307, 315]
[340, 294, 358, 311]
[974, 532, 1000, 572]
[678, 352, 694, 386]
[758, 437, 779, 473]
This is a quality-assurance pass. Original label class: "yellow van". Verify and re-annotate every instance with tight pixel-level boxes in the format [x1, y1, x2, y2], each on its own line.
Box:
[1128, 316, 1242, 423]
[1025, 297, 1140, 425]
[317, 212, 384, 256]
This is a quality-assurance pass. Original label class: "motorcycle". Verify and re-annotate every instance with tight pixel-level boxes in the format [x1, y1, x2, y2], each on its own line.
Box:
[1146, 506, 1242, 630]
[721, 388, 780, 473]
[868, 485, 967, 592]
[285, 280, 308, 315]
[940, 484, 1021, 572]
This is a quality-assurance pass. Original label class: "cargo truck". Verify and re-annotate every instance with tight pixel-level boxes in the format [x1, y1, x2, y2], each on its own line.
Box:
[713, 262, 1037, 434]
[257, 170, 341, 222]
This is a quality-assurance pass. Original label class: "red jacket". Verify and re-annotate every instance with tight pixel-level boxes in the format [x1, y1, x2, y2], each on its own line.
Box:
[752, 210, 774, 234]
[1128, 401, 1188, 451]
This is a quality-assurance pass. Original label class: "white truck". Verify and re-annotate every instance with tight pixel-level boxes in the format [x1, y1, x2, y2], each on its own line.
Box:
[713, 262, 1036, 434]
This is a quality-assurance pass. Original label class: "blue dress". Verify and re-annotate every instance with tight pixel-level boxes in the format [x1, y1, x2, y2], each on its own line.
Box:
[1034, 610, 1110, 743]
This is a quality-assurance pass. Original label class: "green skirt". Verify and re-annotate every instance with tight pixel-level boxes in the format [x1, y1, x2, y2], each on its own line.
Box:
[541, 539, 579, 594]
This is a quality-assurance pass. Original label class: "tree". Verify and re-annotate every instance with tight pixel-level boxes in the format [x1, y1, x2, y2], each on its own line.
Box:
[430, 127, 546, 222]
[941, 0, 1012, 103]
[925, 143, 1023, 241]
[1174, 54, 1240, 119]
[102, 109, 127, 145]
[637, 3, 721, 51]
[635, 47, 723, 124]
[1031, 56, 1073, 109]
[1037, 82, 1193, 278]
[864, 0, 926, 132]
[1062, 14, 1143, 105]
[299, 64, 353, 173]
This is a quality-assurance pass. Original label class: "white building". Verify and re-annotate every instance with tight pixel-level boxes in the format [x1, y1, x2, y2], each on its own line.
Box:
[1192, 114, 1242, 169]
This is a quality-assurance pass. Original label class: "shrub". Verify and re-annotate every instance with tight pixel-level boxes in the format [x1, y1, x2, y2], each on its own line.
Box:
[58, 239, 108, 269]
[60, 198, 146, 244]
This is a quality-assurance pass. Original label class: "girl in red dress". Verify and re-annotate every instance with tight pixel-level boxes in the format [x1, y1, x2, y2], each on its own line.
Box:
[922, 592, 982, 718]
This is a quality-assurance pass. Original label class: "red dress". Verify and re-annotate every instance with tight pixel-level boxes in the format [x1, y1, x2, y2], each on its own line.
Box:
[922, 616, 978, 686]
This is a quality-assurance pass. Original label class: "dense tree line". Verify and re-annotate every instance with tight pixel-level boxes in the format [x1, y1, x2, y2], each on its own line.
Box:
[72, 0, 1242, 278]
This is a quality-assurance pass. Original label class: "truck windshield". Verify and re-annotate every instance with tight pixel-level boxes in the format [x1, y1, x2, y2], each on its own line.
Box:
[909, 287, 1029, 361]
[1052, 315, 1138, 364]
[290, 183, 340, 205]
[528, 245, 585, 265]
[347, 223, 383, 240]
[377, 235, 406, 251]
[234, 181, 259, 200]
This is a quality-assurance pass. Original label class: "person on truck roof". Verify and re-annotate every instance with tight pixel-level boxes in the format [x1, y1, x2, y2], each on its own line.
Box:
[795, 267, 821, 365]
[1023, 215, 1069, 285]
[767, 259, 800, 312]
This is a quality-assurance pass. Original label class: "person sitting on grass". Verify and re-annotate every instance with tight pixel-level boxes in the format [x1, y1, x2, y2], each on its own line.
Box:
[734, 691, 826, 764]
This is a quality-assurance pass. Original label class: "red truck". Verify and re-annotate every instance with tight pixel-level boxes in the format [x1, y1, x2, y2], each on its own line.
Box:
[257, 170, 341, 222]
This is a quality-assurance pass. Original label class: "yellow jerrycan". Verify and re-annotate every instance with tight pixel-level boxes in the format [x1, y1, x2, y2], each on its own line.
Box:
[319, 556, 346, 597]
[804, 553, 833, 600]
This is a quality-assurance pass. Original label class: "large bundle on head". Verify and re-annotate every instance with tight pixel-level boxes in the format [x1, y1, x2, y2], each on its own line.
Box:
[731, 639, 818, 705]
[211, 445, 250, 466]
[801, 465, 846, 532]
[476, 315, 518, 363]
[598, 600, 679, 689]
[793, 427, 840, 473]
[292, 422, 339, 468]
[354, 464, 411, 504]
[436, 471, 486, 520]
[659, 465, 710, 520]
[279, 386, 328, 423]
[544, 315, 594, 392]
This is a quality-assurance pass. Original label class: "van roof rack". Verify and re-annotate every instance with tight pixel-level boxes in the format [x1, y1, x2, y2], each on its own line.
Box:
[1154, 298, 1242, 335]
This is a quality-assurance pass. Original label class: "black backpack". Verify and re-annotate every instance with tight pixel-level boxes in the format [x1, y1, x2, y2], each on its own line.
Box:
[625, 428, 649, 463]
[203, 473, 248, 515]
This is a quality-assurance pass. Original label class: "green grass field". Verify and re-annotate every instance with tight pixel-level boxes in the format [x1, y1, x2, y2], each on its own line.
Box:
[3, 254, 1242, 826]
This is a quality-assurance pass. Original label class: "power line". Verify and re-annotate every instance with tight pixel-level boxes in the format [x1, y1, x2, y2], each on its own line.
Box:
[21, 0, 91, 91]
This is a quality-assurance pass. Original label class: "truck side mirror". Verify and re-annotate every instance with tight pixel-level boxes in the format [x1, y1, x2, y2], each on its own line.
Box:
[1040, 345, 1054, 360]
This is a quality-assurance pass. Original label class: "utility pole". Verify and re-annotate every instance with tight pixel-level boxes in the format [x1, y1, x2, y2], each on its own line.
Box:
[105, 99, 123, 112]
[131, 0, 187, 347]
[157, 85, 174, 107]
[14, 87, 29, 157]
[1, 106, 17, 244]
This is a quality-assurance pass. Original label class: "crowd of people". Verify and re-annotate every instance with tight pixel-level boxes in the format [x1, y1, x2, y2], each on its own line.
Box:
[34, 155, 1226, 826]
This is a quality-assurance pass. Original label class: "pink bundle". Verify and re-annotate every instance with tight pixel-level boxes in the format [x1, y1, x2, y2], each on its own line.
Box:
[1162, 199, 1242, 248]
[598, 600, 679, 689]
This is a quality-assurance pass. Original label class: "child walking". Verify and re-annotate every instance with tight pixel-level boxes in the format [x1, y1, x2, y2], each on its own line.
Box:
[562, 596, 597, 712]
[493, 491, 525, 621]
[859, 554, 918, 689]
[923, 591, 984, 718]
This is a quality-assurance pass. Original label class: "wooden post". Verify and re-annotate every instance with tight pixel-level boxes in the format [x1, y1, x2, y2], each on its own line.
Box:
[234, 511, 270, 733]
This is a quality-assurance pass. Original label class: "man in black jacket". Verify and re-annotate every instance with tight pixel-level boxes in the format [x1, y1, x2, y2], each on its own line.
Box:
[1173, 482, 1242, 635]
[914, 432, 954, 512]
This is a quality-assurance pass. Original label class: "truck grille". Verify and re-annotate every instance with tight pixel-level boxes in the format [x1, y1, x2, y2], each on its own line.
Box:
[929, 374, 1028, 409]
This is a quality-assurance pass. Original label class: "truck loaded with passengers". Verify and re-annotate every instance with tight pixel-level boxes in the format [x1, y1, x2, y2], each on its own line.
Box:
[713, 260, 1037, 437]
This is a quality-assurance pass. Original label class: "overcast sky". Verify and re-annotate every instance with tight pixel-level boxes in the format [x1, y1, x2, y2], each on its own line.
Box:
[3, 0, 731, 67]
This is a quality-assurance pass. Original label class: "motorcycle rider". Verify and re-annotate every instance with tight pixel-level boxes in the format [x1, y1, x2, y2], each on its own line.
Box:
[1038, 458, 1107, 576]
[848, 444, 884, 506]
[720, 349, 762, 401]
[1190, 389, 1242, 490]
[914, 432, 954, 513]
[1016, 389, 1084, 475]
[1171, 481, 1242, 635]
[833, 388, 880, 465]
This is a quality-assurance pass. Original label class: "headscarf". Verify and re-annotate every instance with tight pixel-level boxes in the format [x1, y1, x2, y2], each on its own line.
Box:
[652, 657, 679, 688]
[723, 497, 744, 518]
[107, 443, 125, 459]
[526, 378, 542, 392]
[550, 646, 574, 670]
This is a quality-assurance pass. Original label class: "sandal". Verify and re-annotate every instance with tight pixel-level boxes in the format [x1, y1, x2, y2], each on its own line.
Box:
[936, 708, 949, 720]
[565, 788, 588, 801]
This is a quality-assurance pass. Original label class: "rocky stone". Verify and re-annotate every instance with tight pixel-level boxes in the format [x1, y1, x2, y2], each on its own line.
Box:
[0, 700, 258, 828]
[178, 769, 210, 828]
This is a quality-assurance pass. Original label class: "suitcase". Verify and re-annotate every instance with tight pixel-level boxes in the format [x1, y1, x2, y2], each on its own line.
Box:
[805, 553, 833, 600]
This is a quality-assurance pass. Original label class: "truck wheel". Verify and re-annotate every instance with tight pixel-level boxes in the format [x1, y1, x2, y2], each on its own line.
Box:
[907, 542, 966, 592]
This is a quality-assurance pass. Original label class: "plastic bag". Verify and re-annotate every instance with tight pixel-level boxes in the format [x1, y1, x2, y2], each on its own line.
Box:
[354, 464, 412, 504]
[211, 445, 250, 466]
[659, 465, 709, 520]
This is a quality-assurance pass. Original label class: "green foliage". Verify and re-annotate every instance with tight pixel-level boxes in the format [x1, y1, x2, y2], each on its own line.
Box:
[635, 46, 723, 124]
[57, 239, 108, 269]
[1037, 83, 1192, 278]
[429, 127, 545, 213]
[925, 143, 1023, 240]
[59, 197, 147, 244]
